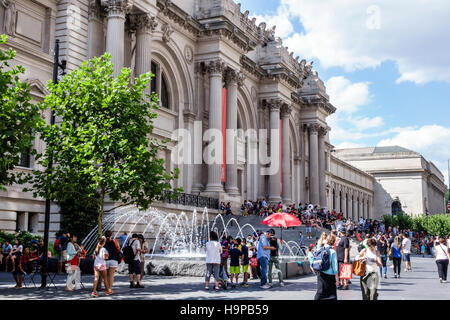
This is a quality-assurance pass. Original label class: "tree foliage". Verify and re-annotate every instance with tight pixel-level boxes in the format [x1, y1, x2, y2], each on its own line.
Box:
[26, 53, 180, 236]
[0, 35, 44, 189]
[383, 213, 450, 237]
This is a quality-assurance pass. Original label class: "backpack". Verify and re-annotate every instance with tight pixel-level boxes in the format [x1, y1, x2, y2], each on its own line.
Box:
[312, 246, 331, 272]
[123, 239, 137, 264]
[54, 239, 61, 252]
[114, 240, 124, 263]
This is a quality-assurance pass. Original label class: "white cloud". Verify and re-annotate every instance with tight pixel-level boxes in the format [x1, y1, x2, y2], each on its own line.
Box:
[251, 4, 294, 38]
[325, 76, 371, 113]
[280, 0, 450, 84]
[378, 125, 450, 185]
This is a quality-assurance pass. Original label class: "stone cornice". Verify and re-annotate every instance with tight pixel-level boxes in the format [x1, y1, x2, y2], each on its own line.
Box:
[240, 55, 266, 80]
[262, 66, 302, 90]
[157, 0, 202, 36]
[301, 96, 336, 115]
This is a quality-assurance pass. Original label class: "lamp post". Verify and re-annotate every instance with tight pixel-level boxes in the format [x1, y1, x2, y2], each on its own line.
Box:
[40, 39, 66, 288]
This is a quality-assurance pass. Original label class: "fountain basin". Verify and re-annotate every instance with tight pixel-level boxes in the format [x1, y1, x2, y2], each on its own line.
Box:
[116, 256, 312, 279]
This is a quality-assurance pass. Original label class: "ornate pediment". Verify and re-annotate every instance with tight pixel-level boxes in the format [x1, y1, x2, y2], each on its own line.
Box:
[24, 78, 49, 100]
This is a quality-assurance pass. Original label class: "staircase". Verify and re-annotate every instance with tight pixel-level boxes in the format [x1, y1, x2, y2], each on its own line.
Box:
[211, 214, 323, 249]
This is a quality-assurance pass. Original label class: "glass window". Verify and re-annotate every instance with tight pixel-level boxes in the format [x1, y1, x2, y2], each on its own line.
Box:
[161, 73, 169, 109]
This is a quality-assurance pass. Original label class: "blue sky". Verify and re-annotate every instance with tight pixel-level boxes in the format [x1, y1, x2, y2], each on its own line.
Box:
[240, 0, 450, 186]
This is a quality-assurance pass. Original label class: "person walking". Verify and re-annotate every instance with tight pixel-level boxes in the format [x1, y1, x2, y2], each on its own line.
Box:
[65, 234, 81, 291]
[314, 234, 338, 300]
[402, 233, 412, 272]
[434, 237, 450, 283]
[391, 236, 403, 278]
[138, 235, 149, 279]
[268, 230, 284, 287]
[205, 231, 222, 291]
[336, 226, 350, 290]
[356, 238, 382, 300]
[127, 234, 144, 288]
[377, 235, 388, 278]
[104, 230, 121, 291]
[257, 229, 276, 289]
[92, 236, 112, 297]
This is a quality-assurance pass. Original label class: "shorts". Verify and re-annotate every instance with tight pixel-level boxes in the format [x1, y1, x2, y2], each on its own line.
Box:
[242, 265, 249, 273]
[403, 253, 410, 262]
[58, 252, 65, 263]
[230, 266, 240, 274]
[94, 264, 106, 271]
[106, 260, 118, 269]
[128, 259, 141, 275]
[306, 227, 312, 233]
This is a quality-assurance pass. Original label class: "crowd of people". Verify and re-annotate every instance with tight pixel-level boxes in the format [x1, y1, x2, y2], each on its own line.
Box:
[1, 202, 449, 300]
[215, 199, 450, 300]
[204, 228, 284, 291]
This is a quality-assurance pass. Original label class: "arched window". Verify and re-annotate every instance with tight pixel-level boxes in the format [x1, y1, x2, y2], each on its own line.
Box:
[150, 61, 170, 109]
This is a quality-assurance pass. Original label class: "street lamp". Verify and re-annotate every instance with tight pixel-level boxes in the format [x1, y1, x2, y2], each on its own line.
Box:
[40, 39, 66, 288]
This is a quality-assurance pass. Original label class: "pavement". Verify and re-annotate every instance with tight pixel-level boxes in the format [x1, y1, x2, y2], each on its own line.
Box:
[0, 255, 448, 300]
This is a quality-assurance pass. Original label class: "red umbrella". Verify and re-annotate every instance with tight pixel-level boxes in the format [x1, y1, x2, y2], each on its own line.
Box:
[261, 211, 302, 240]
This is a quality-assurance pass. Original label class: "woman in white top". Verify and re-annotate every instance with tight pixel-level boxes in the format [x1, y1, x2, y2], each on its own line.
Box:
[92, 236, 112, 297]
[356, 238, 382, 300]
[434, 237, 450, 283]
[205, 231, 222, 291]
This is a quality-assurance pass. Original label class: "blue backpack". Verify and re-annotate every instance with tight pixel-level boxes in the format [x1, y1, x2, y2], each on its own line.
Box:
[312, 246, 331, 272]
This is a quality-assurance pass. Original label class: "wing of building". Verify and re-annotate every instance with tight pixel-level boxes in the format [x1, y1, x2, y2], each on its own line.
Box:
[0, 0, 447, 237]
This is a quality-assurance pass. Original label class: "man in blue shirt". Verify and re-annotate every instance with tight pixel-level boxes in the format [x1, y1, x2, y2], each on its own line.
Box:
[298, 232, 304, 247]
[257, 229, 276, 289]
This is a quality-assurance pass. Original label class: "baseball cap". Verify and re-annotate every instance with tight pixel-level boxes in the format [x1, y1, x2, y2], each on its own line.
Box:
[266, 229, 275, 234]
[338, 226, 346, 233]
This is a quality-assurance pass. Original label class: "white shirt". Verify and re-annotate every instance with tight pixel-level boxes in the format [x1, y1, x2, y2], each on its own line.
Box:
[435, 244, 449, 261]
[364, 248, 378, 273]
[129, 238, 141, 262]
[402, 238, 411, 254]
[94, 247, 108, 268]
[205, 240, 222, 264]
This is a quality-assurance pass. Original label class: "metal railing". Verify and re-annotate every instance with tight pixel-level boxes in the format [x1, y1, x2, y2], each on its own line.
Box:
[161, 190, 219, 210]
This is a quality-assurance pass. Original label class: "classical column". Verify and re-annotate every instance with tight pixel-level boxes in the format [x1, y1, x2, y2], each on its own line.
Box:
[204, 60, 225, 196]
[333, 188, 338, 211]
[342, 192, 347, 217]
[104, 0, 129, 76]
[268, 99, 282, 203]
[191, 63, 206, 194]
[88, 0, 105, 59]
[299, 125, 306, 203]
[294, 156, 301, 205]
[318, 127, 327, 207]
[308, 123, 320, 205]
[353, 195, 358, 221]
[281, 104, 292, 203]
[132, 13, 157, 91]
[224, 69, 241, 196]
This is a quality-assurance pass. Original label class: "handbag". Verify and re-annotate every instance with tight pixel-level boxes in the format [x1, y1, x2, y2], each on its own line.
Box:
[352, 259, 366, 277]
[388, 249, 393, 261]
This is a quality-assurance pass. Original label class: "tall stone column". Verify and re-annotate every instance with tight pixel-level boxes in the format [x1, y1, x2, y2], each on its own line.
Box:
[342, 192, 347, 217]
[104, 0, 129, 76]
[268, 99, 282, 203]
[88, 0, 105, 59]
[318, 127, 327, 207]
[132, 12, 157, 92]
[191, 63, 206, 194]
[281, 104, 292, 203]
[333, 188, 338, 211]
[308, 123, 320, 206]
[299, 125, 306, 203]
[353, 196, 358, 221]
[204, 60, 225, 196]
[224, 69, 241, 196]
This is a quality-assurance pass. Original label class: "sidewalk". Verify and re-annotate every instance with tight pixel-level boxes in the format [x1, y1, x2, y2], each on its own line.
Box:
[0, 256, 447, 300]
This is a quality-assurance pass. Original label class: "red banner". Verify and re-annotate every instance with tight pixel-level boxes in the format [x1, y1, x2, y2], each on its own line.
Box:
[339, 263, 353, 279]
[447, 200, 450, 213]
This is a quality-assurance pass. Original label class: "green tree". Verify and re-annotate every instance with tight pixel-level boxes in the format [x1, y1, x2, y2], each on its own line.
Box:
[26, 53, 180, 237]
[0, 35, 44, 189]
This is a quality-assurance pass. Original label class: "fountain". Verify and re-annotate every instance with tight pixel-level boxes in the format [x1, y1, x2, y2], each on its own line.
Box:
[81, 205, 310, 277]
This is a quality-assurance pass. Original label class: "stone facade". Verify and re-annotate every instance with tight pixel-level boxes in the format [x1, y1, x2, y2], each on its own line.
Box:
[0, 0, 445, 238]
[334, 146, 447, 218]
